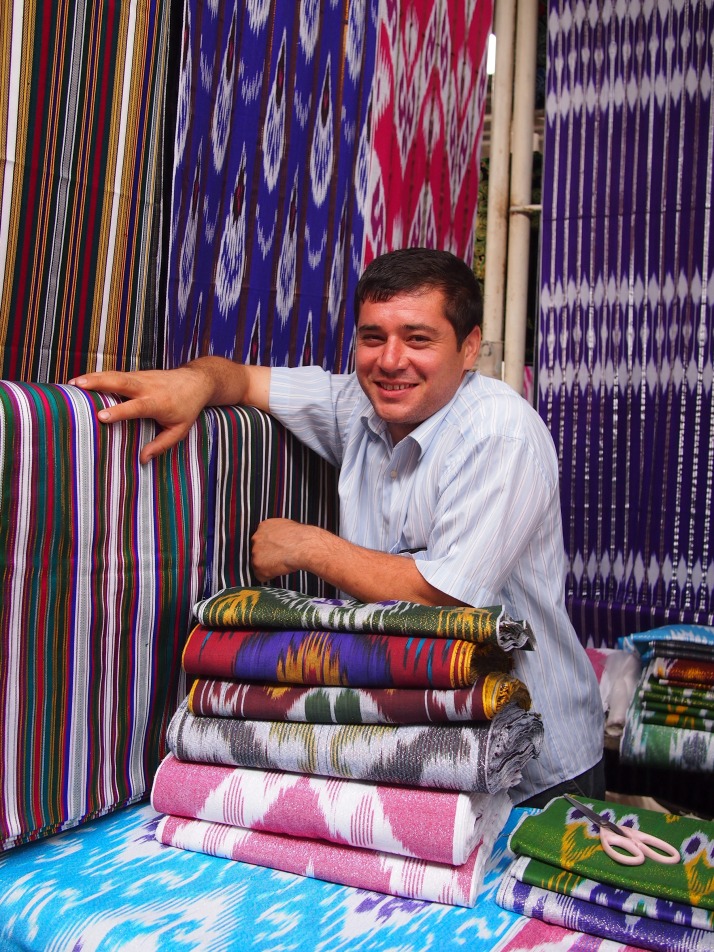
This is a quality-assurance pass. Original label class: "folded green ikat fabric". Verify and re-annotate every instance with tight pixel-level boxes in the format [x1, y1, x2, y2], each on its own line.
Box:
[192, 586, 536, 650]
[508, 795, 714, 910]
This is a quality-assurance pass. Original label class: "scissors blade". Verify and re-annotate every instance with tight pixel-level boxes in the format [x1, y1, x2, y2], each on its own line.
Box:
[562, 795, 624, 834]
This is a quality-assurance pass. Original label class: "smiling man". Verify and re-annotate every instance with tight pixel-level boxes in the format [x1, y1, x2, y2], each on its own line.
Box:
[70, 247, 604, 806]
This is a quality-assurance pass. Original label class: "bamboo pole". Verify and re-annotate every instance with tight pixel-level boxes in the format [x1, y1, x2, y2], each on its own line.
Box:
[503, 0, 538, 395]
[478, 0, 516, 378]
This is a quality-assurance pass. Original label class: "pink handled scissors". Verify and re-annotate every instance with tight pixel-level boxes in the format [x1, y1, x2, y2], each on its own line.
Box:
[563, 795, 681, 866]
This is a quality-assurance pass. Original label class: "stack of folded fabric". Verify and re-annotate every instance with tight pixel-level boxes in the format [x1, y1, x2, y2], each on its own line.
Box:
[618, 624, 714, 773]
[152, 585, 545, 906]
[497, 795, 714, 952]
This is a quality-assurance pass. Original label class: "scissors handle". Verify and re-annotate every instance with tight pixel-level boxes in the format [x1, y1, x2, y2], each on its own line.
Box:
[600, 826, 680, 866]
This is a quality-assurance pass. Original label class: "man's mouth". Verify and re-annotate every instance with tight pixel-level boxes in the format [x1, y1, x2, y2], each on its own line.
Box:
[377, 382, 416, 391]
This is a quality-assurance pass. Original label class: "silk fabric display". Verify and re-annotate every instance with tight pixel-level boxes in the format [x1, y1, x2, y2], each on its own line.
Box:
[507, 796, 714, 910]
[155, 794, 511, 908]
[507, 854, 714, 932]
[151, 754, 507, 866]
[620, 690, 714, 772]
[497, 872, 714, 952]
[183, 627, 517, 689]
[166, 698, 544, 794]
[192, 586, 536, 651]
[188, 676, 531, 724]
[621, 650, 714, 772]
[497, 795, 714, 951]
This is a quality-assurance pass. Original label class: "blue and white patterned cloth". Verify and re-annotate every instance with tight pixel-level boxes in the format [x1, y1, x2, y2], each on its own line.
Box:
[0, 803, 532, 951]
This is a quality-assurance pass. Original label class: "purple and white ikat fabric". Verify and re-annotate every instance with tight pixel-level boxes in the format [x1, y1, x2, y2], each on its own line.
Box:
[539, 0, 714, 645]
[166, 0, 375, 372]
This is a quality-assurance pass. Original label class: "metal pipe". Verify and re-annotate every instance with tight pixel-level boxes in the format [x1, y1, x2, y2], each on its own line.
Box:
[478, 0, 516, 378]
[503, 0, 538, 395]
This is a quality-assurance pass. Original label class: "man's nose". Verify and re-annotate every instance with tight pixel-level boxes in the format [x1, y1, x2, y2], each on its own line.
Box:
[378, 337, 406, 371]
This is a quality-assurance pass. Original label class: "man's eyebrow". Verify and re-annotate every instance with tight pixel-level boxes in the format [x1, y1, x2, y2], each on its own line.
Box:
[357, 322, 439, 334]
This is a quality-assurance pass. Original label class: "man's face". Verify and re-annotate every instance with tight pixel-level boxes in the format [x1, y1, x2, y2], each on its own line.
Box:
[355, 289, 481, 444]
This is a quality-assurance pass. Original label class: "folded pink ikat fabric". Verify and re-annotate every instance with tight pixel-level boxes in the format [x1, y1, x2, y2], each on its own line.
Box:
[151, 753, 510, 865]
[155, 789, 512, 907]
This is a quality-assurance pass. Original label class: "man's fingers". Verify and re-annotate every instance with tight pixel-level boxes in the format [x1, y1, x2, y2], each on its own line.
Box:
[138, 427, 184, 465]
[69, 370, 139, 396]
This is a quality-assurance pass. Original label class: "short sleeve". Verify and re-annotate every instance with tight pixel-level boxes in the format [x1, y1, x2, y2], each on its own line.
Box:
[269, 366, 356, 467]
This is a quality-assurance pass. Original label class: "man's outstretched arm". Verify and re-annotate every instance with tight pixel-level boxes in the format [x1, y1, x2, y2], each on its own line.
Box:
[69, 357, 271, 464]
[251, 518, 465, 607]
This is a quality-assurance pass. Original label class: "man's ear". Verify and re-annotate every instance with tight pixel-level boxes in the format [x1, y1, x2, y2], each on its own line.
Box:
[462, 325, 482, 370]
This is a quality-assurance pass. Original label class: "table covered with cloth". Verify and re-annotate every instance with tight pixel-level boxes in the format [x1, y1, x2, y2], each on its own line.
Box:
[0, 800, 644, 952]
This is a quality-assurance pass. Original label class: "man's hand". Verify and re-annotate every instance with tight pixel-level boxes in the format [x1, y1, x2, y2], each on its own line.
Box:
[69, 357, 271, 465]
[250, 518, 464, 607]
[250, 518, 313, 581]
[68, 366, 214, 464]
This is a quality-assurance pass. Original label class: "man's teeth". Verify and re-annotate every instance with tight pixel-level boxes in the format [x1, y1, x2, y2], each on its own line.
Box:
[381, 383, 412, 390]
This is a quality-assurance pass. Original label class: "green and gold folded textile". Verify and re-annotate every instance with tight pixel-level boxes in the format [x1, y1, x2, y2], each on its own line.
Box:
[509, 795, 714, 910]
[192, 586, 535, 650]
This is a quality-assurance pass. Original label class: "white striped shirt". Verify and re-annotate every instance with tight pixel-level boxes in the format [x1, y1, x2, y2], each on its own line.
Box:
[270, 366, 604, 802]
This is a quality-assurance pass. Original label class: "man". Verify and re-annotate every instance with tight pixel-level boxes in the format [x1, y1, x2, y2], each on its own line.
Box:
[70, 247, 604, 806]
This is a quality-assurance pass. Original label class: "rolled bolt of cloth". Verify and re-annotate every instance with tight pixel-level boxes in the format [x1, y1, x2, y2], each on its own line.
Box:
[506, 853, 714, 933]
[151, 753, 510, 865]
[155, 787, 512, 907]
[182, 626, 515, 689]
[166, 698, 544, 793]
[508, 795, 714, 911]
[192, 586, 536, 651]
[496, 867, 714, 952]
[187, 676, 531, 723]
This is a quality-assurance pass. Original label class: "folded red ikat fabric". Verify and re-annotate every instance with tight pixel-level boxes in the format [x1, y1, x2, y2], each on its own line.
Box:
[166, 698, 544, 793]
[182, 626, 513, 689]
[192, 586, 536, 650]
[188, 676, 531, 723]
[155, 788, 512, 907]
[151, 753, 510, 865]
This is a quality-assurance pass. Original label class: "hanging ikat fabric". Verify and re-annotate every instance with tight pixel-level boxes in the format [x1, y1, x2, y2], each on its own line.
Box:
[539, 0, 714, 644]
[165, 0, 492, 373]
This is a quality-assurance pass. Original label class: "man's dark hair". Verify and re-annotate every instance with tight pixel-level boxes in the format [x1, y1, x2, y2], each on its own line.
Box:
[354, 247, 483, 347]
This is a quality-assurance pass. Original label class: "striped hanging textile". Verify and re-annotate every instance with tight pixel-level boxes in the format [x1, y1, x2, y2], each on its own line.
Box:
[0, 0, 173, 382]
[0, 382, 210, 849]
[539, 0, 714, 645]
[164, 0, 492, 372]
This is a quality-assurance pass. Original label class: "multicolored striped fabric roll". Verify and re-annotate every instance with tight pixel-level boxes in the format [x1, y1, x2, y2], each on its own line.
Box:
[0, 1, 171, 381]
[203, 405, 338, 598]
[0, 382, 211, 849]
[0, 390, 341, 850]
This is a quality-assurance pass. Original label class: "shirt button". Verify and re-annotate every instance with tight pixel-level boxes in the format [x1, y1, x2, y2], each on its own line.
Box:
[390, 469, 398, 479]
